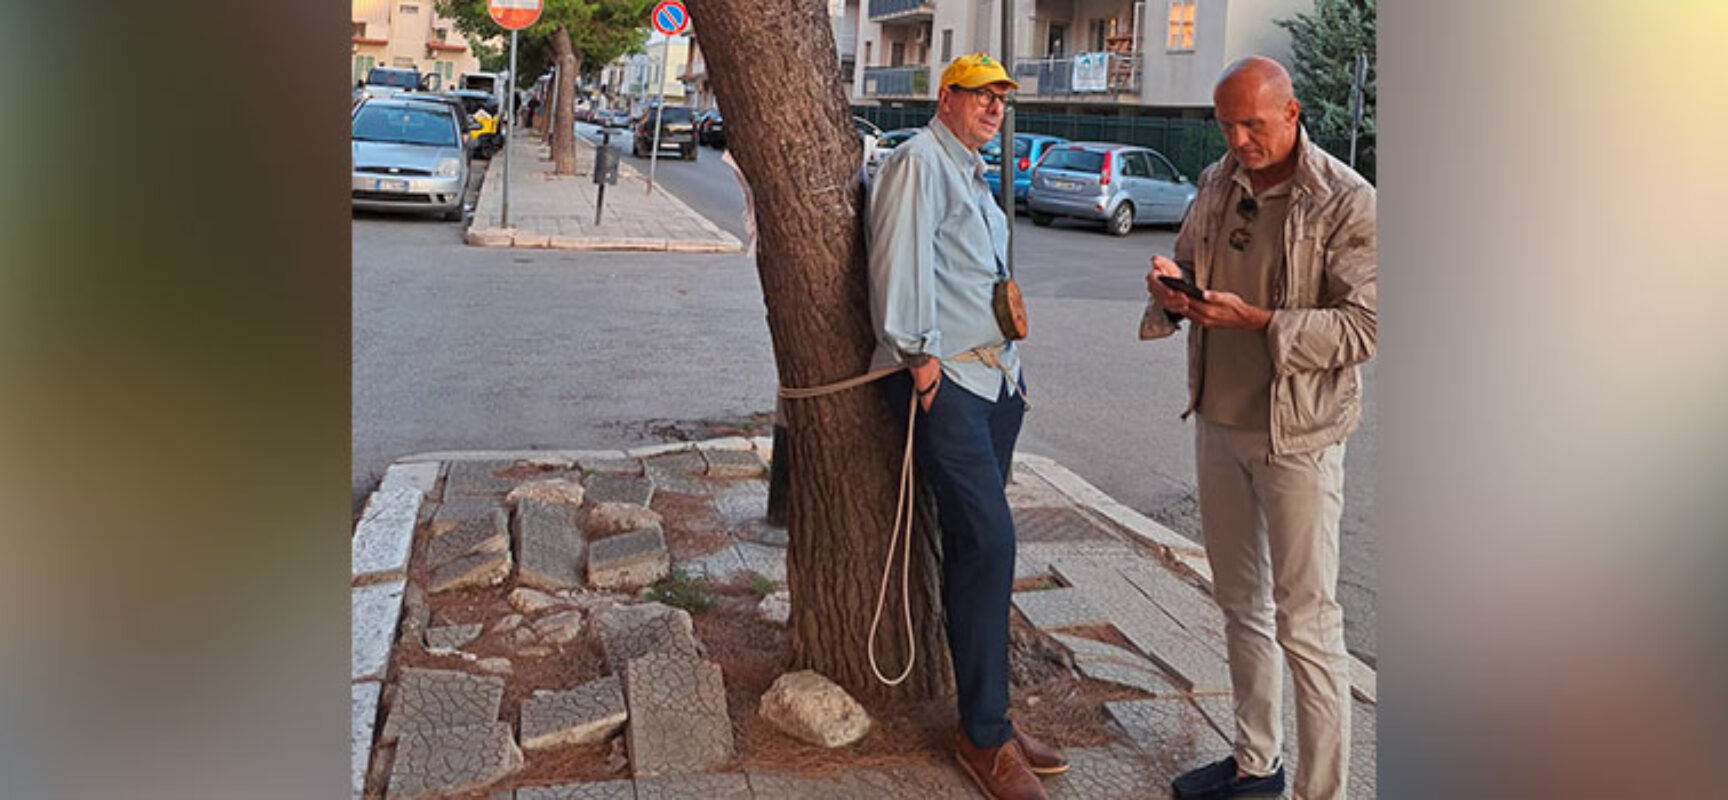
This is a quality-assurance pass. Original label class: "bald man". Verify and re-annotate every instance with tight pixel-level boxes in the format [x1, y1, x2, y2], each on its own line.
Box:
[1141, 56, 1376, 800]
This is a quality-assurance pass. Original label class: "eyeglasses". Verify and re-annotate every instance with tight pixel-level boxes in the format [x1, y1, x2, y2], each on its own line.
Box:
[1228, 196, 1258, 251]
[951, 85, 1015, 109]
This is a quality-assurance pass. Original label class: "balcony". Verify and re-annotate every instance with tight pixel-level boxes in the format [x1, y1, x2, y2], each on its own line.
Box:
[1013, 53, 1142, 99]
[861, 66, 929, 98]
[868, 0, 934, 23]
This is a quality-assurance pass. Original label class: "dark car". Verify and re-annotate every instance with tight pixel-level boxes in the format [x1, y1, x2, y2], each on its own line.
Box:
[697, 109, 725, 148]
[631, 104, 697, 160]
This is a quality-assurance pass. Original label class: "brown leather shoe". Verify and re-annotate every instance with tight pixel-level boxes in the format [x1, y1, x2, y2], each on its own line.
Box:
[955, 732, 1049, 800]
[1012, 725, 1069, 775]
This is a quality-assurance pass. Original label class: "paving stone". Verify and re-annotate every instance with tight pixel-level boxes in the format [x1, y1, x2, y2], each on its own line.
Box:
[477, 657, 514, 676]
[587, 525, 670, 590]
[746, 771, 863, 799]
[401, 583, 431, 648]
[352, 579, 407, 681]
[644, 450, 706, 475]
[1044, 744, 1165, 799]
[701, 449, 766, 478]
[426, 623, 484, 652]
[1051, 555, 1231, 693]
[644, 463, 708, 496]
[1117, 561, 1229, 657]
[381, 461, 441, 495]
[529, 609, 586, 646]
[678, 542, 748, 582]
[1105, 698, 1231, 765]
[515, 781, 635, 800]
[507, 478, 586, 508]
[627, 442, 698, 459]
[1012, 587, 1111, 630]
[734, 540, 787, 584]
[597, 601, 699, 670]
[516, 499, 586, 591]
[1012, 506, 1119, 544]
[445, 459, 527, 497]
[353, 483, 423, 580]
[382, 668, 507, 742]
[426, 507, 510, 569]
[633, 773, 752, 800]
[1050, 632, 1182, 696]
[1350, 655, 1377, 705]
[519, 675, 628, 750]
[429, 547, 512, 594]
[584, 474, 655, 507]
[1003, 468, 1071, 509]
[1191, 692, 1236, 743]
[733, 518, 789, 547]
[623, 653, 735, 777]
[507, 587, 566, 616]
[695, 436, 754, 452]
[387, 721, 523, 799]
[432, 497, 504, 532]
[353, 681, 382, 800]
[581, 503, 665, 539]
[709, 482, 769, 527]
[578, 457, 642, 476]
[845, 762, 979, 798]
[1350, 699, 1377, 800]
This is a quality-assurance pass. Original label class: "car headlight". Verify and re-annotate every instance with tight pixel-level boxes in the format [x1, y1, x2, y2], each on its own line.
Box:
[435, 158, 462, 176]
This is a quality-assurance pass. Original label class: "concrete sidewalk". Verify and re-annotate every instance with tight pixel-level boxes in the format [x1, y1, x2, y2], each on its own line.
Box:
[350, 441, 1377, 799]
[465, 132, 743, 253]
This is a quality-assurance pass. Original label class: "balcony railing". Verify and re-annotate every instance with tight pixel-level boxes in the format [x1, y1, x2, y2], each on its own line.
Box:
[861, 66, 929, 97]
[1014, 53, 1142, 98]
[868, 0, 935, 21]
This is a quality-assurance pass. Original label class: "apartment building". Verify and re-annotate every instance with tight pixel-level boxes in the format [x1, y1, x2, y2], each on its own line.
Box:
[682, 0, 867, 111]
[351, 0, 484, 88]
[852, 0, 1310, 114]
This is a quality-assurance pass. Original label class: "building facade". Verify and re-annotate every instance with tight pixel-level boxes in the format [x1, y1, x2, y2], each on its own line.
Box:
[852, 0, 1310, 114]
[351, 0, 484, 88]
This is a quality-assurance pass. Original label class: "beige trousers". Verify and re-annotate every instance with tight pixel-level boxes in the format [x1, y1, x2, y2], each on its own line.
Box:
[1196, 418, 1351, 800]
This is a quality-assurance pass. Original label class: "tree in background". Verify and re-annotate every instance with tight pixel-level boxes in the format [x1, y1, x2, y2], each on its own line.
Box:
[437, 0, 653, 173]
[684, 0, 954, 703]
[1278, 0, 1375, 183]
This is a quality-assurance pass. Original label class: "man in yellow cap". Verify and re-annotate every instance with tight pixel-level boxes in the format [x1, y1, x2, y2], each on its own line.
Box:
[867, 53, 1066, 800]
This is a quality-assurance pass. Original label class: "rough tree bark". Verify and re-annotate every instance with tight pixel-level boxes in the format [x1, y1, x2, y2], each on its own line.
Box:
[685, 0, 953, 703]
[550, 26, 581, 175]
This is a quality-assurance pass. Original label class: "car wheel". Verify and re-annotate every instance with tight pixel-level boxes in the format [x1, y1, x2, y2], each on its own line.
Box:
[1030, 211, 1054, 227]
[683, 144, 697, 161]
[1107, 202, 1134, 236]
[442, 205, 463, 222]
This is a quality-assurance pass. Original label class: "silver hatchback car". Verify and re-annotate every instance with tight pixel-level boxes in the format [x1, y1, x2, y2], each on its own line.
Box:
[1026, 142, 1197, 236]
[351, 98, 469, 221]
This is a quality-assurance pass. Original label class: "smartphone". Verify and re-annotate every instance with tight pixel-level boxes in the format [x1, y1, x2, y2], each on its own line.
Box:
[1158, 274, 1207, 301]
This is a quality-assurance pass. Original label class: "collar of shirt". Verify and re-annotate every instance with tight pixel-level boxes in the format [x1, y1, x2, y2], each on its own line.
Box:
[927, 117, 985, 181]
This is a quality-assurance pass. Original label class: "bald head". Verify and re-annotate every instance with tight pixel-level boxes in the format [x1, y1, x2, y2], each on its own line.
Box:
[1212, 56, 1302, 182]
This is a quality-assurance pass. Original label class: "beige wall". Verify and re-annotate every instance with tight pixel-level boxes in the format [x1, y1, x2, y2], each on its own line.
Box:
[352, 0, 483, 87]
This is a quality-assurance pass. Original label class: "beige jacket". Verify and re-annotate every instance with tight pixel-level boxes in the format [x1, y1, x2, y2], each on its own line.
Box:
[1141, 129, 1377, 455]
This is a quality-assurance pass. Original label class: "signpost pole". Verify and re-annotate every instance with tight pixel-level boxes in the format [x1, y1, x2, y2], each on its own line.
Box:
[646, 34, 669, 195]
[503, 29, 517, 228]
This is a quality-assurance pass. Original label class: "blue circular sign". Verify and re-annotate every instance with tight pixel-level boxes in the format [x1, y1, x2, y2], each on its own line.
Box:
[652, 1, 688, 35]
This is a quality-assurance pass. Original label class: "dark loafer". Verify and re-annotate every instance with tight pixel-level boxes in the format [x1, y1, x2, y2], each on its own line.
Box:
[1171, 756, 1286, 799]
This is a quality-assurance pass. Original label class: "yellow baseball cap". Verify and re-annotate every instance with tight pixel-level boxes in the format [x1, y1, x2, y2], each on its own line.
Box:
[939, 52, 1019, 91]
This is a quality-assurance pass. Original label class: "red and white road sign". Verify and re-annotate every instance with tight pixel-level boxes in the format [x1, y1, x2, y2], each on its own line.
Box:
[488, 0, 542, 30]
[650, 0, 688, 36]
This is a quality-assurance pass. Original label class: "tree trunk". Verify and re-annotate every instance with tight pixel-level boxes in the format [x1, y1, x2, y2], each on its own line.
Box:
[686, 0, 952, 704]
[550, 26, 580, 175]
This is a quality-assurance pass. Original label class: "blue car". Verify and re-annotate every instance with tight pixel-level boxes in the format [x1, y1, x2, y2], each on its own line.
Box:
[983, 133, 1070, 209]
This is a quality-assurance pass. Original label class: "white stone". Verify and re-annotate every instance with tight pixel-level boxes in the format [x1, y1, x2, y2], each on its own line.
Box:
[530, 609, 585, 646]
[694, 436, 754, 452]
[1351, 655, 1377, 704]
[508, 587, 566, 616]
[507, 478, 586, 508]
[351, 681, 381, 800]
[352, 579, 407, 681]
[351, 484, 422, 580]
[490, 613, 526, 635]
[625, 441, 699, 459]
[477, 657, 513, 675]
[380, 461, 440, 495]
[756, 591, 791, 626]
[758, 670, 871, 748]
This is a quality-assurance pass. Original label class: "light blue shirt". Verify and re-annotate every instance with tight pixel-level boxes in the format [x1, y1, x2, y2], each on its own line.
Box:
[867, 117, 1023, 401]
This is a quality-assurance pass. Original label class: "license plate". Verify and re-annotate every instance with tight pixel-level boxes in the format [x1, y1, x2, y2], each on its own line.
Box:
[373, 178, 410, 193]
[1052, 180, 1080, 191]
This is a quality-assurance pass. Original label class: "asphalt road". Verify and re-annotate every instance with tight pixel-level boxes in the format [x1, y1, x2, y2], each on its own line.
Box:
[352, 127, 1378, 661]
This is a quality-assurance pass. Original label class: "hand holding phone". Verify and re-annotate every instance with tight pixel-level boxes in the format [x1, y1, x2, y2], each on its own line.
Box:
[1157, 274, 1207, 301]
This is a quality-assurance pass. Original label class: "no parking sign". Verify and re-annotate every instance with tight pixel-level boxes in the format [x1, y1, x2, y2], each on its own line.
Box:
[651, 0, 688, 36]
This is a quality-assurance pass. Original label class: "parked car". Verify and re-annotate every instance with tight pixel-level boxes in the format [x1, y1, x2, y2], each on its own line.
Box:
[598, 109, 629, 128]
[696, 109, 725, 148]
[866, 128, 919, 176]
[356, 66, 426, 103]
[631, 104, 698, 160]
[395, 92, 482, 147]
[982, 133, 1070, 208]
[350, 98, 470, 221]
[442, 89, 503, 157]
[1026, 142, 1196, 236]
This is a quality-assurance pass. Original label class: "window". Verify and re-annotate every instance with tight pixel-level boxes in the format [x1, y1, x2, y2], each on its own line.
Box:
[398, 3, 418, 15]
[1166, 0, 1195, 51]
[434, 27, 447, 42]
[353, 55, 376, 83]
[941, 29, 953, 64]
[891, 41, 905, 67]
[864, 41, 872, 67]
[1148, 152, 1178, 181]
[352, 21, 366, 38]
[1121, 152, 1152, 178]
[436, 61, 454, 82]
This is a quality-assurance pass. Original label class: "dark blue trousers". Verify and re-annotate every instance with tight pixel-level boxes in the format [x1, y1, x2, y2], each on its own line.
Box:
[883, 370, 1026, 749]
